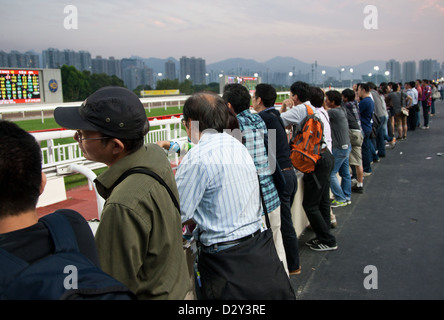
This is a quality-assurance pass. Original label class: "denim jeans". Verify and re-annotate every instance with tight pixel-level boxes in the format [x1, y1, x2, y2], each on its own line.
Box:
[416, 101, 422, 128]
[362, 131, 373, 173]
[375, 115, 387, 156]
[330, 146, 352, 202]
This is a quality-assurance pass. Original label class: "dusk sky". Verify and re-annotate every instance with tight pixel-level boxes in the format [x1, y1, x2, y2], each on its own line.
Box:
[3, 0, 444, 66]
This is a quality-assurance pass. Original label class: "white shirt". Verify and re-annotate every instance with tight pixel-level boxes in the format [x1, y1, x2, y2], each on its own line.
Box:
[175, 131, 263, 246]
[410, 88, 419, 105]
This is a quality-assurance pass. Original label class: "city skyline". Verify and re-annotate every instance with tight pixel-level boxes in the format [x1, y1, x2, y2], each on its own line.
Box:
[2, 48, 442, 89]
[2, 47, 442, 76]
[2, 0, 443, 67]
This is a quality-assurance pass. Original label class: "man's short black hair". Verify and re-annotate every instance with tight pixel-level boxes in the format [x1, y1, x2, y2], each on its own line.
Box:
[183, 92, 230, 133]
[359, 82, 370, 92]
[254, 83, 277, 108]
[367, 82, 377, 90]
[290, 81, 310, 102]
[222, 83, 251, 114]
[342, 88, 356, 102]
[309, 86, 325, 108]
[326, 90, 342, 106]
[0, 120, 42, 217]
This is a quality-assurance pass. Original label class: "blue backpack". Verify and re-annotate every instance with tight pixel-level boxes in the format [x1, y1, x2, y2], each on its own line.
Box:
[0, 212, 136, 300]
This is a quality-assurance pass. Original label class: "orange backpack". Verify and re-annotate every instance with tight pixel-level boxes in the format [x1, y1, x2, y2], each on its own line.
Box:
[289, 104, 324, 173]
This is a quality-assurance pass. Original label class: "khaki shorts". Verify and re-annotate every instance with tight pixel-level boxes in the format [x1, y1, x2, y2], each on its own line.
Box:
[349, 129, 363, 166]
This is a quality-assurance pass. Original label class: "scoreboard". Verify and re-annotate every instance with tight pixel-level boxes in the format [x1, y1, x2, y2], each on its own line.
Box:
[0, 69, 41, 104]
[226, 76, 260, 93]
[220, 75, 262, 94]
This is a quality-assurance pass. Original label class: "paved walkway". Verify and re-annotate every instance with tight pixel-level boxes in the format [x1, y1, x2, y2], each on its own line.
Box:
[291, 100, 444, 300]
[37, 185, 99, 220]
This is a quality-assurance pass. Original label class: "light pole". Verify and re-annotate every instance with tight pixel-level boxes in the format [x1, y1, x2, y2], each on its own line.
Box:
[339, 68, 345, 87]
[374, 66, 380, 85]
[350, 68, 354, 88]
[385, 71, 390, 83]
[322, 70, 326, 89]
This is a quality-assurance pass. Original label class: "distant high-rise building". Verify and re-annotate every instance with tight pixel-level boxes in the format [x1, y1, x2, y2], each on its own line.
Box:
[418, 59, 439, 80]
[92, 55, 108, 74]
[42, 48, 91, 71]
[78, 51, 92, 72]
[165, 60, 176, 80]
[386, 59, 401, 83]
[121, 58, 153, 90]
[0, 50, 39, 68]
[107, 57, 121, 78]
[179, 56, 206, 85]
[402, 61, 416, 82]
[0, 51, 8, 67]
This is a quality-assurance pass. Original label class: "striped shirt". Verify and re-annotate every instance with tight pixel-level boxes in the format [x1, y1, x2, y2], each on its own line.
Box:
[236, 110, 281, 214]
[176, 132, 263, 247]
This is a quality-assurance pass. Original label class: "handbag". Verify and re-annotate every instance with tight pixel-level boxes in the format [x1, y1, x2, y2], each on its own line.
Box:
[197, 181, 296, 300]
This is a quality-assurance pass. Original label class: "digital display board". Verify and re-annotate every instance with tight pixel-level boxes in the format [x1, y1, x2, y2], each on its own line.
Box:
[226, 76, 260, 94]
[0, 69, 41, 104]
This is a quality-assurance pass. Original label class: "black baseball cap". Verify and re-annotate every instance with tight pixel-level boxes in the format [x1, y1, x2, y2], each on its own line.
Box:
[54, 86, 149, 139]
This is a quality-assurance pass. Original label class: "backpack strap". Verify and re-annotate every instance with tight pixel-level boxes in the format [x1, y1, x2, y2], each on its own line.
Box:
[0, 212, 79, 290]
[40, 212, 80, 253]
[111, 167, 180, 212]
[0, 247, 30, 287]
[305, 104, 314, 116]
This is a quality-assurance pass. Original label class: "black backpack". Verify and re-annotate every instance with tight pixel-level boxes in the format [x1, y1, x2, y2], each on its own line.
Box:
[0, 212, 136, 300]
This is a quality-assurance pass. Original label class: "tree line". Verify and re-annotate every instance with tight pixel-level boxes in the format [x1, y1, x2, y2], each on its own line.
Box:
[60, 65, 219, 102]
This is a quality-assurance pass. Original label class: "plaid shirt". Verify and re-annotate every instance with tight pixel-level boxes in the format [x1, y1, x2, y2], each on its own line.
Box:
[237, 110, 280, 214]
[422, 85, 432, 107]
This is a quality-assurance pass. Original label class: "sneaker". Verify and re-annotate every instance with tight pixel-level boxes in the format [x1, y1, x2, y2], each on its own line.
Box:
[309, 242, 338, 252]
[421, 126, 430, 130]
[352, 185, 364, 193]
[331, 200, 347, 208]
[305, 238, 320, 247]
[346, 200, 352, 205]
[363, 171, 372, 177]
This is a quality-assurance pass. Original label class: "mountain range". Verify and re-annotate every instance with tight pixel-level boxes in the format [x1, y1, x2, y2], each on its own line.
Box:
[137, 56, 388, 80]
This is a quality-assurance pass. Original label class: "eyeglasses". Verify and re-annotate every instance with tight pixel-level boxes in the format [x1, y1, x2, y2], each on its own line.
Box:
[75, 130, 110, 142]
[181, 118, 188, 128]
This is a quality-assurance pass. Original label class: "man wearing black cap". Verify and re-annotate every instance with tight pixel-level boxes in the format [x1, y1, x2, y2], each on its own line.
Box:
[54, 86, 192, 300]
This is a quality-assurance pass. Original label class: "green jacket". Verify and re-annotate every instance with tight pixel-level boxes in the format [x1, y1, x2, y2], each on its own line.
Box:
[94, 144, 191, 300]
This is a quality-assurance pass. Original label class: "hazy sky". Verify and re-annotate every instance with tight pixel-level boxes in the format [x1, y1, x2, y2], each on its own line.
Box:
[2, 0, 443, 66]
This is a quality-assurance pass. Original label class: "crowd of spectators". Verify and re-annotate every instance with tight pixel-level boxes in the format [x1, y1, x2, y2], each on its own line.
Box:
[0, 79, 440, 300]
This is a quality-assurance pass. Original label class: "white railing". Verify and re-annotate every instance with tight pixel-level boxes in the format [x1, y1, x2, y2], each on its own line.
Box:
[31, 117, 186, 179]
